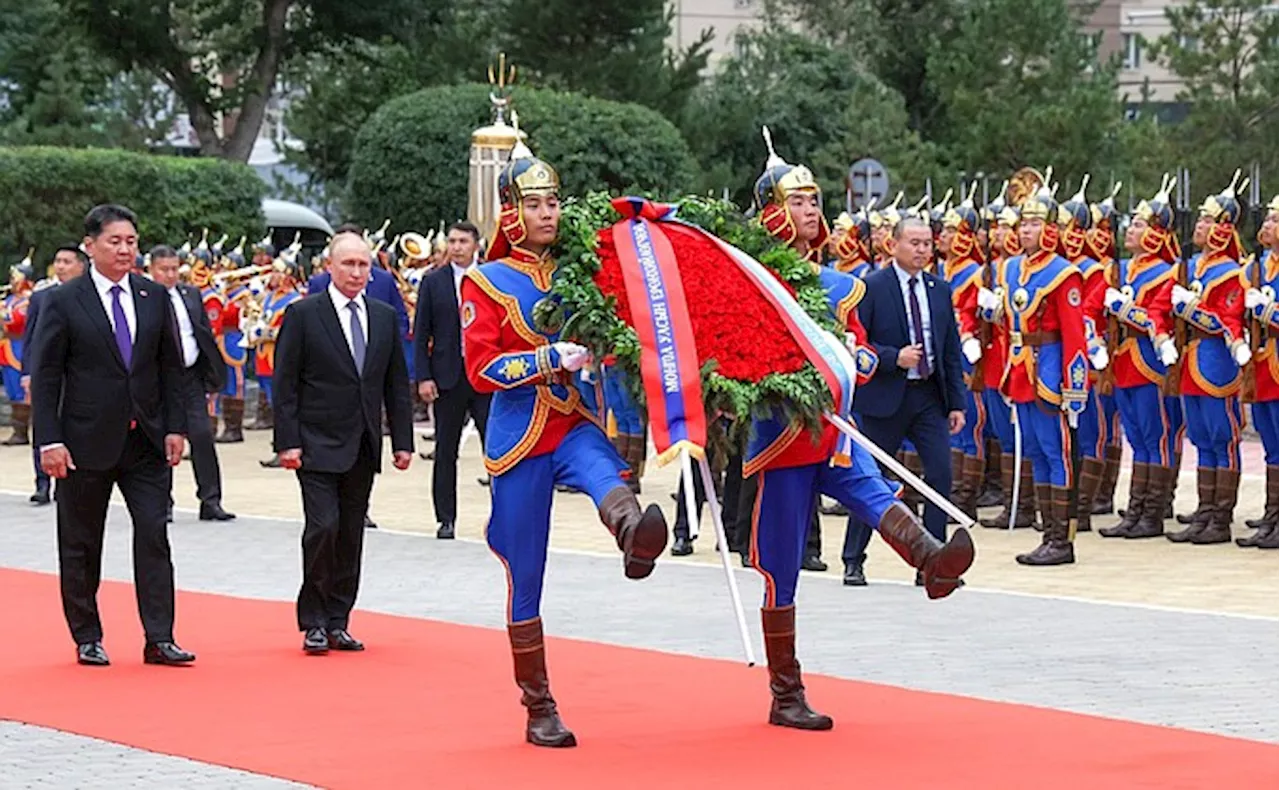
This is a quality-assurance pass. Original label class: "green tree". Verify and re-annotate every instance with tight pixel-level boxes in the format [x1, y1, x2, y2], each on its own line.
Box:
[1147, 0, 1279, 197]
[61, 0, 439, 162]
[682, 29, 941, 208]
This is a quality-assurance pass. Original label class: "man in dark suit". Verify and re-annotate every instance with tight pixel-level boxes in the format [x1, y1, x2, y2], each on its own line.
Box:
[21, 245, 87, 505]
[30, 204, 193, 667]
[844, 217, 967, 581]
[413, 221, 490, 539]
[273, 231, 414, 655]
[148, 246, 234, 522]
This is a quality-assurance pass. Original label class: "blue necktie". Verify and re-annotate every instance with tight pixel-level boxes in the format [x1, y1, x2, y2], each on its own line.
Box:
[348, 302, 365, 375]
[110, 284, 133, 369]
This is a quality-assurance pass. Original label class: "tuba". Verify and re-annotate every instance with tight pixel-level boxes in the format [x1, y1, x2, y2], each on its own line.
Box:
[399, 232, 431, 262]
[1006, 167, 1046, 208]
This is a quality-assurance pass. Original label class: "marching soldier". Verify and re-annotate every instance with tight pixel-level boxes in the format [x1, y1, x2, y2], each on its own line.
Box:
[979, 170, 1090, 566]
[2, 254, 36, 445]
[1239, 195, 1279, 549]
[1165, 172, 1252, 545]
[940, 186, 988, 518]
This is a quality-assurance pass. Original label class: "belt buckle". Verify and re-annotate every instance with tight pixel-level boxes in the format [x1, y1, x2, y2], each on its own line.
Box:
[1009, 331, 1023, 348]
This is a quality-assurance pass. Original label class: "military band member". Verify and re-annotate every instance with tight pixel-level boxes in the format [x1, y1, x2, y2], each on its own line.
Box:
[940, 188, 988, 518]
[1083, 189, 1126, 515]
[1165, 173, 1253, 545]
[1239, 195, 1279, 549]
[979, 174, 1089, 565]
[249, 258, 302, 466]
[2, 255, 36, 446]
[460, 138, 669, 748]
[212, 237, 257, 443]
[745, 135, 973, 730]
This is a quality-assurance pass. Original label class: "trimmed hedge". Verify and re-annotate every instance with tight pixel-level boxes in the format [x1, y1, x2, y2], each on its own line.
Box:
[0, 147, 267, 270]
[346, 84, 698, 234]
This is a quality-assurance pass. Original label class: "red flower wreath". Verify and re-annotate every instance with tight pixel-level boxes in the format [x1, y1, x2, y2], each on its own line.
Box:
[593, 222, 808, 383]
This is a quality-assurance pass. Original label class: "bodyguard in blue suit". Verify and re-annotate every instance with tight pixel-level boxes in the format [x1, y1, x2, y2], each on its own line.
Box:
[845, 217, 967, 573]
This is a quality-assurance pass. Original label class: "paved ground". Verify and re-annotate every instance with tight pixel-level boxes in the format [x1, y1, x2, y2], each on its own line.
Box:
[0, 426, 1275, 787]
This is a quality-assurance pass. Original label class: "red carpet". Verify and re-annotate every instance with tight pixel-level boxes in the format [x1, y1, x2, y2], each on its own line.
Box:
[0, 568, 1274, 789]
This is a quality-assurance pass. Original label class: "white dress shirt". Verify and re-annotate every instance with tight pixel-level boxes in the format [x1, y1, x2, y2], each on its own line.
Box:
[167, 286, 199, 368]
[891, 261, 935, 380]
[90, 265, 137, 340]
[450, 260, 475, 306]
[329, 283, 368, 362]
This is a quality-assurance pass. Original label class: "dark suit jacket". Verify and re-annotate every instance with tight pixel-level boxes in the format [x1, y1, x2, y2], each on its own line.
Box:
[21, 285, 52, 376]
[308, 268, 410, 341]
[30, 271, 186, 470]
[175, 283, 226, 393]
[854, 264, 966, 419]
[271, 291, 413, 474]
[412, 264, 466, 390]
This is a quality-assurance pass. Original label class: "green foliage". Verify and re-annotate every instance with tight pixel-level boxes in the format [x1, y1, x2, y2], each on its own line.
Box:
[346, 84, 698, 233]
[0, 147, 266, 268]
[681, 28, 943, 207]
[535, 191, 836, 439]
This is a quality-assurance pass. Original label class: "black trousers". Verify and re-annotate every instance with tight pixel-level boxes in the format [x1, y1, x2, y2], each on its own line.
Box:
[56, 428, 175, 645]
[674, 450, 747, 550]
[178, 369, 222, 507]
[296, 438, 377, 631]
[431, 379, 490, 525]
[844, 380, 953, 563]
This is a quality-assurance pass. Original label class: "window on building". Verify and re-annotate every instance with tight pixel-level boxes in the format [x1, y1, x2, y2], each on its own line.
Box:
[1122, 33, 1142, 69]
[1178, 34, 1199, 52]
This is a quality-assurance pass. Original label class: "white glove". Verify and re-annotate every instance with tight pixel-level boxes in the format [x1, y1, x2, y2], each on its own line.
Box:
[553, 342, 591, 372]
[1158, 339, 1179, 367]
[844, 332, 858, 354]
[1233, 342, 1252, 367]
[1171, 284, 1194, 310]
[962, 337, 982, 364]
[1104, 287, 1129, 315]
[976, 287, 1000, 311]
[1245, 288, 1268, 311]
[1089, 345, 1110, 370]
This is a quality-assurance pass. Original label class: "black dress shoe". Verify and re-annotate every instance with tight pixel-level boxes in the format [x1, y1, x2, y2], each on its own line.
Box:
[199, 503, 236, 521]
[327, 629, 365, 651]
[670, 535, 694, 556]
[143, 641, 195, 665]
[843, 561, 867, 586]
[801, 555, 828, 572]
[259, 456, 282, 469]
[436, 522, 455, 539]
[77, 642, 110, 666]
[30, 480, 51, 505]
[364, 515, 378, 529]
[303, 628, 329, 654]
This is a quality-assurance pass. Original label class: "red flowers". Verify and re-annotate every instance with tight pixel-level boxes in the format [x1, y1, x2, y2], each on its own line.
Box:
[594, 223, 808, 383]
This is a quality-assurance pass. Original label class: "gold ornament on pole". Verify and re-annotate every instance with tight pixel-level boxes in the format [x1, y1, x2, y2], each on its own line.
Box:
[469, 53, 526, 248]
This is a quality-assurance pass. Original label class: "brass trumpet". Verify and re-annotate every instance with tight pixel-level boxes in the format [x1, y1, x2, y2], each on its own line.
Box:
[212, 263, 275, 284]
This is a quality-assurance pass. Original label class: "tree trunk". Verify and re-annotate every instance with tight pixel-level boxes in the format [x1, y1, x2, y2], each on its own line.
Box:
[221, 0, 292, 162]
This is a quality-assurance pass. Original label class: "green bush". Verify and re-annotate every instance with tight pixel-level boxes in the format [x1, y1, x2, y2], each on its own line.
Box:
[0, 147, 266, 270]
[346, 83, 699, 235]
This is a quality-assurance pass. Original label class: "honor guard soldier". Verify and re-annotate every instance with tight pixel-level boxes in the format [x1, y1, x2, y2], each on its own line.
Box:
[745, 131, 974, 731]
[1083, 185, 1126, 515]
[940, 186, 988, 518]
[1239, 195, 1279, 549]
[1166, 172, 1253, 545]
[1096, 176, 1182, 539]
[212, 234, 253, 443]
[868, 192, 904, 268]
[250, 257, 303, 461]
[978, 194, 1038, 529]
[460, 136, 669, 748]
[2, 254, 36, 445]
[1058, 176, 1110, 532]
[980, 170, 1090, 565]
[830, 207, 874, 278]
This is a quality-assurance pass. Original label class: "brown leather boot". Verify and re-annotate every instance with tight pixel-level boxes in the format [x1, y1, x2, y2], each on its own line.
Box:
[1092, 443, 1122, 514]
[1032, 482, 1051, 532]
[1128, 464, 1172, 538]
[1239, 465, 1279, 546]
[209, 410, 220, 437]
[507, 618, 576, 748]
[247, 389, 273, 430]
[949, 448, 964, 497]
[761, 605, 832, 731]
[215, 397, 245, 443]
[1074, 457, 1105, 532]
[956, 454, 985, 519]
[1014, 460, 1038, 528]
[1191, 468, 1238, 544]
[599, 486, 667, 579]
[977, 441, 1004, 508]
[980, 454, 1016, 528]
[1101, 462, 1147, 537]
[877, 503, 974, 599]
[902, 451, 925, 514]
[1256, 525, 1279, 549]
[1016, 486, 1075, 565]
[1167, 467, 1216, 542]
[2, 402, 30, 445]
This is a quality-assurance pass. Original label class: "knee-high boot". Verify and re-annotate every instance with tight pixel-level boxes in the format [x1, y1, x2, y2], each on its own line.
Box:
[508, 618, 576, 747]
[1017, 485, 1075, 565]
[215, 397, 245, 443]
[3, 402, 30, 445]
[1167, 467, 1216, 542]
[1239, 465, 1279, 546]
[980, 453, 1017, 528]
[1092, 444, 1123, 514]
[761, 605, 832, 730]
[599, 486, 668, 580]
[1074, 457, 1106, 532]
[877, 503, 975, 599]
[1191, 468, 1238, 544]
[1101, 462, 1148, 537]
